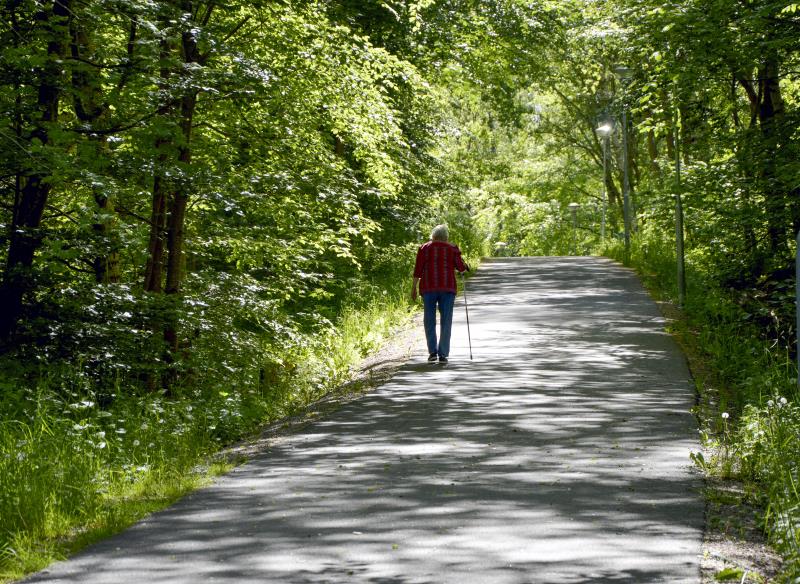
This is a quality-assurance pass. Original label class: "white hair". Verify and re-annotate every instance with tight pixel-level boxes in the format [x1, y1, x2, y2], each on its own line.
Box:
[430, 224, 449, 242]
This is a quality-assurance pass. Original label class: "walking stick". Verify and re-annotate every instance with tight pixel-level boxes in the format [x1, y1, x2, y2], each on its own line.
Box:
[461, 272, 473, 360]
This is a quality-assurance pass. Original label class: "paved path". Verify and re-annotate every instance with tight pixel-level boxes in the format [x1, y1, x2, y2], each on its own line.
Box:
[25, 257, 703, 583]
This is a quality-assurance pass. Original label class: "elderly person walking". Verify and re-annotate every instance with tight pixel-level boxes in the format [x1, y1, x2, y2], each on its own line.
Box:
[411, 224, 469, 364]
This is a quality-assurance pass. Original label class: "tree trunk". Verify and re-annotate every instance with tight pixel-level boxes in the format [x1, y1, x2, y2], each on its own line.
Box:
[143, 31, 174, 294]
[757, 55, 788, 255]
[70, 18, 121, 284]
[0, 0, 72, 342]
[93, 194, 121, 284]
[144, 169, 169, 293]
[162, 8, 203, 354]
[163, 93, 195, 353]
[646, 129, 659, 172]
[605, 171, 621, 216]
[164, 97, 194, 297]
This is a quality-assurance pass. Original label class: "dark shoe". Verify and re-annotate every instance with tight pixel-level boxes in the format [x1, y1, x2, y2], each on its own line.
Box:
[428, 353, 438, 362]
[438, 356, 448, 364]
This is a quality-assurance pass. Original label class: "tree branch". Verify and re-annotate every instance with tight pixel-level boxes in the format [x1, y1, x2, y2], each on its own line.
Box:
[66, 102, 177, 135]
[115, 201, 160, 229]
[201, 2, 216, 26]
[55, 256, 96, 275]
[117, 19, 138, 91]
[65, 55, 129, 70]
[194, 121, 233, 138]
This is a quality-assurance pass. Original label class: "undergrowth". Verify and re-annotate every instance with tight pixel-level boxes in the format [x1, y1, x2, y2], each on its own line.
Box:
[0, 282, 415, 582]
[604, 228, 799, 580]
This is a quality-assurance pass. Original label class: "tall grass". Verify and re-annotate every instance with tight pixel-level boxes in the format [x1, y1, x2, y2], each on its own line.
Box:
[0, 378, 227, 578]
[604, 229, 800, 580]
[735, 398, 800, 577]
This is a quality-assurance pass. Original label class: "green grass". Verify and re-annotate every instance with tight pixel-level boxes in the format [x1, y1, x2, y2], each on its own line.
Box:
[0, 379, 241, 581]
[734, 399, 800, 577]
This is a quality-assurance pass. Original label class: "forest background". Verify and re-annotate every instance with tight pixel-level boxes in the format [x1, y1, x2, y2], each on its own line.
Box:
[0, 0, 799, 581]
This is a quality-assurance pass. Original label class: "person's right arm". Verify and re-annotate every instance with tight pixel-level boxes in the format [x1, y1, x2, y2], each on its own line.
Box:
[411, 246, 425, 302]
[454, 246, 469, 273]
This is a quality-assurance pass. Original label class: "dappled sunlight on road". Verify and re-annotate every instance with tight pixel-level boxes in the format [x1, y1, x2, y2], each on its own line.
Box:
[24, 257, 702, 584]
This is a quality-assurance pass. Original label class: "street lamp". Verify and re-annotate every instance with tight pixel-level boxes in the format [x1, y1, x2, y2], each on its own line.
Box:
[674, 110, 687, 307]
[615, 66, 633, 264]
[596, 122, 613, 242]
[568, 202, 580, 255]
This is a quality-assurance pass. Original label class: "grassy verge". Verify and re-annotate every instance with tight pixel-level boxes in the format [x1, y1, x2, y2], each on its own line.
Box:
[604, 233, 798, 581]
[0, 287, 415, 583]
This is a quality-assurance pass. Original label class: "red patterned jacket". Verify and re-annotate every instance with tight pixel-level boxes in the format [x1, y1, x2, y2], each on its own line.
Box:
[413, 241, 468, 294]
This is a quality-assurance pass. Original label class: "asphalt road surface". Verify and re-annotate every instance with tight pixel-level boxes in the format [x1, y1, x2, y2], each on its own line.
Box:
[24, 257, 703, 583]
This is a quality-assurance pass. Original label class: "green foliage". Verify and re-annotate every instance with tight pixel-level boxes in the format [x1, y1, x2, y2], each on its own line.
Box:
[715, 566, 746, 581]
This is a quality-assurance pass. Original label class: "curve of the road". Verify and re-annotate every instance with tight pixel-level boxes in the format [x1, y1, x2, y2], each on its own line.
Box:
[24, 257, 703, 584]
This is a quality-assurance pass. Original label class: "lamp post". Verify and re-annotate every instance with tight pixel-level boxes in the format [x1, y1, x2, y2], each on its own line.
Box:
[796, 229, 799, 388]
[674, 113, 687, 307]
[568, 202, 580, 255]
[596, 123, 613, 242]
[615, 66, 633, 264]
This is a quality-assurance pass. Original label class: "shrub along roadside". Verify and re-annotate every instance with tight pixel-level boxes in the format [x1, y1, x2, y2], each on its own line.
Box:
[0, 282, 416, 583]
[604, 232, 799, 580]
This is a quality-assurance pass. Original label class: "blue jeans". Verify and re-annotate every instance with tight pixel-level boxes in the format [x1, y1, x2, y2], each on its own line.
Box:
[422, 292, 456, 358]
